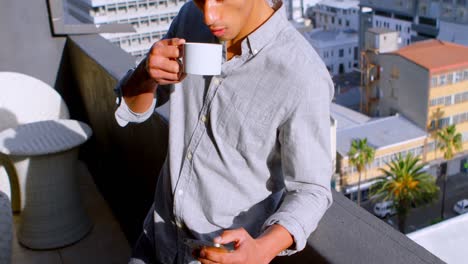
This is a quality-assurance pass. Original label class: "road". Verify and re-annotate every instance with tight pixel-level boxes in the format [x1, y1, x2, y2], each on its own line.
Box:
[360, 172, 468, 234]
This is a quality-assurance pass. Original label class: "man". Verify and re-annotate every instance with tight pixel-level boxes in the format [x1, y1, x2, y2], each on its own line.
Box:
[115, 0, 334, 263]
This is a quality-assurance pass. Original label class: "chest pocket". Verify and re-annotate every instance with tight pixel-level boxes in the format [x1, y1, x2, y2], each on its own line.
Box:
[214, 89, 275, 154]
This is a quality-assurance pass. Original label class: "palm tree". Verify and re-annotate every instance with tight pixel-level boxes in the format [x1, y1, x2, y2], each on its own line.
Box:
[437, 124, 463, 161]
[425, 108, 444, 162]
[437, 124, 463, 218]
[348, 138, 375, 206]
[370, 153, 439, 233]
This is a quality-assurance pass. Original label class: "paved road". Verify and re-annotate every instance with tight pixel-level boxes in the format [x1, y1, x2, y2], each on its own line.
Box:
[360, 172, 468, 234]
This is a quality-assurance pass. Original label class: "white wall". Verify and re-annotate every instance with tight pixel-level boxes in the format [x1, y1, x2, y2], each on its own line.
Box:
[373, 15, 417, 48]
[312, 3, 359, 31]
[315, 41, 358, 75]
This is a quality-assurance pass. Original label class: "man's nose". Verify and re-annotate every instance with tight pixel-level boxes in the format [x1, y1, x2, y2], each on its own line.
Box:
[203, 1, 220, 26]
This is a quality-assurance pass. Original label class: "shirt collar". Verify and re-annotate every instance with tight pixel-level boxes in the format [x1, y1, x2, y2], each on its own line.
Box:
[240, 0, 288, 57]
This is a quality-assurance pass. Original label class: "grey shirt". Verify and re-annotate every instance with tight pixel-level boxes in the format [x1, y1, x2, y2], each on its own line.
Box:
[116, 1, 334, 263]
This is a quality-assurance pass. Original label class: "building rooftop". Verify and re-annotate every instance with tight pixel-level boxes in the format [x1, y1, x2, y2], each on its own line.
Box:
[305, 28, 358, 48]
[367, 27, 398, 35]
[336, 114, 427, 156]
[408, 213, 468, 264]
[393, 39, 468, 74]
[317, 0, 360, 9]
[330, 103, 370, 130]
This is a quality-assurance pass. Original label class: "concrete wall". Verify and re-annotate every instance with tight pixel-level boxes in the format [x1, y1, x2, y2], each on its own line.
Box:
[378, 54, 430, 129]
[0, 0, 67, 88]
[67, 34, 169, 243]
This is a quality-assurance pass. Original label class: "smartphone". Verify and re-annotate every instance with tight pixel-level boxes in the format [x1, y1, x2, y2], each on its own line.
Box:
[183, 238, 235, 252]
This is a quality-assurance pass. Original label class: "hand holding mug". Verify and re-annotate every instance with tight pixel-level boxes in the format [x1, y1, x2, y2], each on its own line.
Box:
[146, 38, 186, 85]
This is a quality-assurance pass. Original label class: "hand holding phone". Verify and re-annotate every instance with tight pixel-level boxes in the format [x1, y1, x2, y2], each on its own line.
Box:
[183, 238, 235, 253]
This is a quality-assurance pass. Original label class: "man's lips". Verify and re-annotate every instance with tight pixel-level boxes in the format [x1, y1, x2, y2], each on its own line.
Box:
[210, 28, 226, 37]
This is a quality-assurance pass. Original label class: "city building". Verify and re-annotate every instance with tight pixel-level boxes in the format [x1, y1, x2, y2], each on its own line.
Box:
[285, 0, 320, 21]
[67, 0, 188, 60]
[339, 38, 468, 200]
[359, 0, 468, 50]
[304, 28, 359, 75]
[332, 103, 428, 200]
[309, 0, 359, 31]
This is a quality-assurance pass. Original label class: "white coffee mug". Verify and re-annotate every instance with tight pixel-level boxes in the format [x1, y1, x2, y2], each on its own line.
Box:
[183, 42, 222, 76]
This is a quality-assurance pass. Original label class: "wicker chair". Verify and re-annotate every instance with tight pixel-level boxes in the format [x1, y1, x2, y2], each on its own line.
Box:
[0, 72, 92, 249]
[0, 71, 70, 212]
[0, 190, 12, 264]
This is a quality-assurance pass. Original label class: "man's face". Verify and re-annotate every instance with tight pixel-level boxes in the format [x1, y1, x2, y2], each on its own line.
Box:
[193, 0, 255, 42]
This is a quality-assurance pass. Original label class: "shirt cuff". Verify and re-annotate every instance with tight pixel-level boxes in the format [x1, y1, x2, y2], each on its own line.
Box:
[114, 97, 157, 127]
[261, 213, 307, 256]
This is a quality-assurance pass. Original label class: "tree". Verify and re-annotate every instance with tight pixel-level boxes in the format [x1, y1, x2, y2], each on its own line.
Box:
[437, 124, 463, 161]
[436, 124, 463, 218]
[348, 138, 375, 206]
[370, 153, 439, 233]
[425, 107, 444, 162]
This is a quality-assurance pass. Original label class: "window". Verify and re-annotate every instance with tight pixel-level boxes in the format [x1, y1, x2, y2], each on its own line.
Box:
[339, 49, 344, 57]
[346, 20, 350, 27]
[332, 17, 335, 24]
[445, 95, 452, 106]
[464, 70, 468, 80]
[447, 73, 454, 84]
[431, 76, 438, 87]
[439, 75, 447, 86]
[455, 71, 463, 83]
[438, 117, 451, 129]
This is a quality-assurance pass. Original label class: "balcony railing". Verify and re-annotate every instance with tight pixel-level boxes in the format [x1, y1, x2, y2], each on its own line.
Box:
[66, 33, 444, 263]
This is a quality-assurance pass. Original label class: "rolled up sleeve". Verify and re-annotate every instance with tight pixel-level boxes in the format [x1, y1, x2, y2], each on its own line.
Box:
[262, 79, 333, 255]
[114, 97, 156, 127]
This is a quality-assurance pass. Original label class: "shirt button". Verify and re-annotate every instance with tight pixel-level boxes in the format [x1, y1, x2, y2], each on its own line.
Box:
[253, 49, 258, 55]
[213, 78, 220, 85]
[176, 220, 184, 228]
[178, 189, 184, 196]
[187, 152, 192, 160]
[201, 115, 207, 123]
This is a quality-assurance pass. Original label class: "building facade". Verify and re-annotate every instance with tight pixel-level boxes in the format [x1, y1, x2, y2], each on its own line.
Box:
[339, 39, 468, 201]
[310, 0, 359, 30]
[67, 0, 188, 60]
[359, 0, 468, 50]
[305, 29, 359, 75]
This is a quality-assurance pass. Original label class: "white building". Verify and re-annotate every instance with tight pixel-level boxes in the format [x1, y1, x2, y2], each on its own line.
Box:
[372, 15, 415, 47]
[309, 0, 359, 31]
[304, 28, 358, 75]
[284, 0, 318, 21]
[67, 0, 188, 60]
[360, 0, 468, 50]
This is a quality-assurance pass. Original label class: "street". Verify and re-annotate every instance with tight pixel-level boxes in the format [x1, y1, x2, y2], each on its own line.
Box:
[360, 172, 468, 234]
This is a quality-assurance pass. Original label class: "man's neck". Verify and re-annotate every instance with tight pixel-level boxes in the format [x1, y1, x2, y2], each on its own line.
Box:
[226, 1, 275, 60]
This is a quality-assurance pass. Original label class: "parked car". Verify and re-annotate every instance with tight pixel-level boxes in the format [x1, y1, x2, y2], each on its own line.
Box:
[373, 200, 396, 218]
[453, 199, 468, 215]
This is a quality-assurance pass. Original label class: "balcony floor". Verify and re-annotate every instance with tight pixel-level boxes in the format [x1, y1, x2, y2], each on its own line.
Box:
[11, 161, 131, 264]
